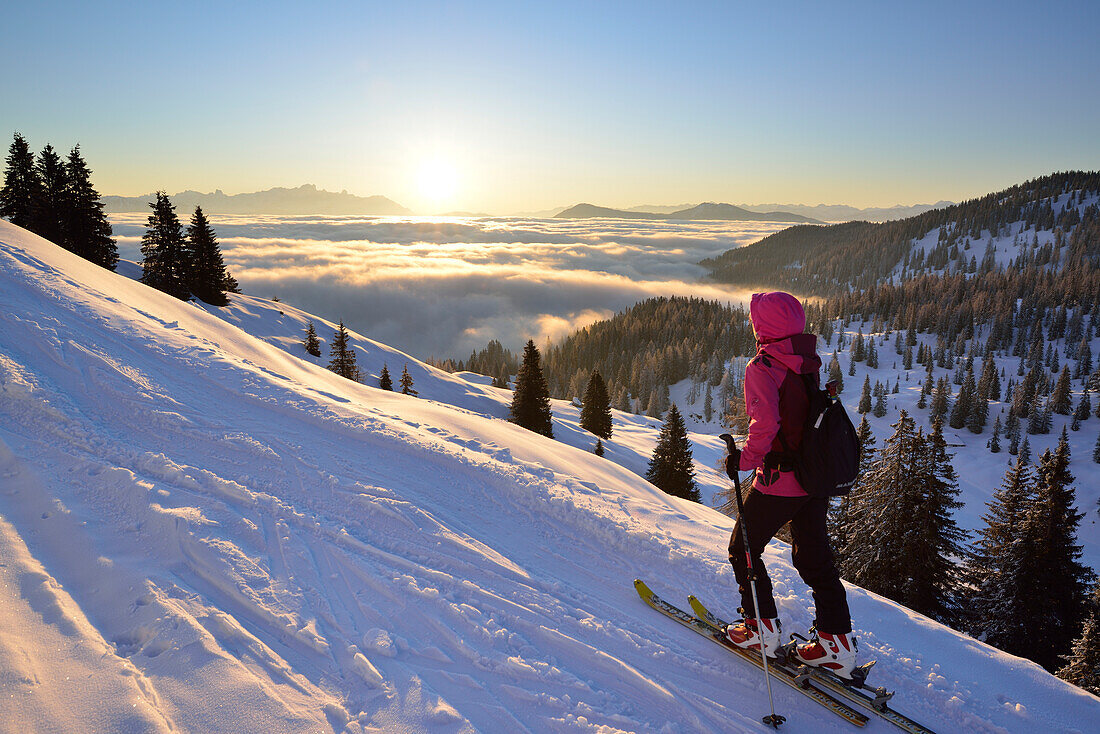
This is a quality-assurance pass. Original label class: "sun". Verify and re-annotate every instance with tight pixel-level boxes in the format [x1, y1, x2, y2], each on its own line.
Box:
[416, 159, 459, 206]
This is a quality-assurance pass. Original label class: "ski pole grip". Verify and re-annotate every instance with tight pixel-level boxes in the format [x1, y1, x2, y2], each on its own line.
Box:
[719, 433, 736, 452]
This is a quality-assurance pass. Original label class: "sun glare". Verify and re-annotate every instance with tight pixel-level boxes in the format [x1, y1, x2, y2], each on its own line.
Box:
[417, 159, 459, 205]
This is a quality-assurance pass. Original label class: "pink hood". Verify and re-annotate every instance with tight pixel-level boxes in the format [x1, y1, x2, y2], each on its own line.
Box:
[750, 291, 806, 343]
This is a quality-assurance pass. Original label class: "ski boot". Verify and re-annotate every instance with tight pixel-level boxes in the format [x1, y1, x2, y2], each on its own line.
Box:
[791, 629, 858, 679]
[725, 616, 782, 657]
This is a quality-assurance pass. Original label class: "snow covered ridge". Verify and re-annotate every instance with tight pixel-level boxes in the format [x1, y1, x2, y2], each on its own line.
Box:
[900, 190, 1100, 280]
[0, 219, 1098, 732]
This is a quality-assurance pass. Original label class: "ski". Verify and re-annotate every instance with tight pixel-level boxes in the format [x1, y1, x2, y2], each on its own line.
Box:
[687, 594, 938, 734]
[634, 579, 868, 727]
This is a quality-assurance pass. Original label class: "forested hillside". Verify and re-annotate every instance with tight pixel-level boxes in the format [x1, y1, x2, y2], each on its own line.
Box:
[702, 171, 1100, 296]
[438, 297, 757, 416]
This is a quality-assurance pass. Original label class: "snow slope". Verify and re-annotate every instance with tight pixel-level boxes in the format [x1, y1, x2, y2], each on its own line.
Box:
[123, 265, 733, 509]
[1, 220, 1098, 733]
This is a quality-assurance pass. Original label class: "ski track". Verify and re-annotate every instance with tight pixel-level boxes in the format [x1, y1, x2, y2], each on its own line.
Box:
[1, 223, 1099, 732]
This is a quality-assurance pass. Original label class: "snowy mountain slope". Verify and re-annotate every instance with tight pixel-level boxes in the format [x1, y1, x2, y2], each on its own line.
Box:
[133, 267, 733, 507]
[897, 191, 1100, 279]
[1, 220, 1098, 733]
[147, 272, 1100, 565]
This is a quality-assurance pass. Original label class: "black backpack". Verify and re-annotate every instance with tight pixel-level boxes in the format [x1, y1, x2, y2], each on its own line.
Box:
[775, 373, 861, 497]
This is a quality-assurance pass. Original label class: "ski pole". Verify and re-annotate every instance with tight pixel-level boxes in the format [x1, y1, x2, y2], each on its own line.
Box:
[721, 433, 785, 729]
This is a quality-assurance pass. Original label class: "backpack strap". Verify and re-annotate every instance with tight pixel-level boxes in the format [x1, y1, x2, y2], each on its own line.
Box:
[767, 369, 817, 471]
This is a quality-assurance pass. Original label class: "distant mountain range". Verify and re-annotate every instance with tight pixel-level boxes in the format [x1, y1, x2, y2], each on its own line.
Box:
[101, 184, 950, 222]
[734, 201, 955, 222]
[592, 202, 954, 222]
[555, 202, 824, 223]
[102, 184, 410, 215]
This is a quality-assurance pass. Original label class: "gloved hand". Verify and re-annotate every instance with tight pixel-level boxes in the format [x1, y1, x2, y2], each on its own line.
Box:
[719, 433, 741, 479]
[724, 447, 741, 479]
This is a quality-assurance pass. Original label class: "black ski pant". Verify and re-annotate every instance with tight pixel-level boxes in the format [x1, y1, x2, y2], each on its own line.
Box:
[728, 488, 852, 634]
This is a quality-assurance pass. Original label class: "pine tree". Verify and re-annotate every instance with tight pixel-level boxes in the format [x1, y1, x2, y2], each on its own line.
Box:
[967, 382, 989, 434]
[980, 353, 1001, 402]
[1012, 366, 1042, 418]
[1094, 432, 1100, 464]
[858, 376, 872, 414]
[930, 377, 950, 424]
[964, 453, 1038, 654]
[1018, 436, 1032, 466]
[828, 351, 844, 393]
[1072, 389, 1090, 430]
[327, 321, 360, 381]
[1075, 339, 1093, 381]
[140, 192, 191, 300]
[989, 416, 1002, 453]
[1027, 396, 1052, 435]
[646, 388, 662, 418]
[32, 144, 69, 247]
[303, 321, 321, 357]
[0, 132, 40, 228]
[1006, 412, 1021, 455]
[399, 364, 416, 395]
[580, 369, 613, 439]
[917, 419, 969, 624]
[1058, 579, 1100, 694]
[1051, 366, 1073, 415]
[950, 364, 975, 430]
[379, 364, 393, 390]
[594, 438, 605, 457]
[872, 390, 887, 418]
[510, 340, 553, 437]
[186, 206, 234, 306]
[832, 415, 875, 569]
[1027, 432, 1092, 670]
[645, 404, 699, 502]
[840, 412, 965, 624]
[703, 382, 714, 423]
[62, 145, 117, 269]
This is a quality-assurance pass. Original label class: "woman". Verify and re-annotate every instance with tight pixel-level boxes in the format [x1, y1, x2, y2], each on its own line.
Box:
[723, 291, 857, 678]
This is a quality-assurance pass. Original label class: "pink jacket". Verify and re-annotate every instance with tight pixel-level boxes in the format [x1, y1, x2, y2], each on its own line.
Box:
[738, 292, 821, 497]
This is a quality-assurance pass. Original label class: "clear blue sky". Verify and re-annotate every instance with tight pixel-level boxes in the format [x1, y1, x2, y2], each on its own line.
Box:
[4, 0, 1099, 213]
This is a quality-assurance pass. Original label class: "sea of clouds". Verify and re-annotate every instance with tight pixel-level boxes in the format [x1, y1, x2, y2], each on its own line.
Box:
[108, 214, 792, 360]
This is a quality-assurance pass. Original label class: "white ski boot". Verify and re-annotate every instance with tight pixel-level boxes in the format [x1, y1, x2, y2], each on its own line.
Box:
[792, 630, 858, 679]
[725, 617, 782, 657]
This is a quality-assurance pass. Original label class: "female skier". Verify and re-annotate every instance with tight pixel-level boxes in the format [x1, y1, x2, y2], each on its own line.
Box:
[723, 291, 858, 678]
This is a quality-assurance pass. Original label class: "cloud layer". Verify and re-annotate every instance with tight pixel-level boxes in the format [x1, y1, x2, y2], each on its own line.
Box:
[109, 215, 790, 358]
